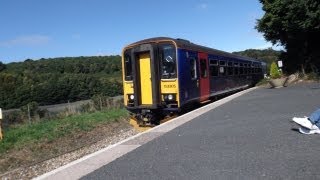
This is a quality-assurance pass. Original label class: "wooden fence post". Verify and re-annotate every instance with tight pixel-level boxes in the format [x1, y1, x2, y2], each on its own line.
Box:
[0, 108, 3, 140]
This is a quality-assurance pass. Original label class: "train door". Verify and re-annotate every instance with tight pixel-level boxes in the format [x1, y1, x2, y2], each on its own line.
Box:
[138, 53, 153, 105]
[187, 53, 200, 102]
[198, 52, 210, 102]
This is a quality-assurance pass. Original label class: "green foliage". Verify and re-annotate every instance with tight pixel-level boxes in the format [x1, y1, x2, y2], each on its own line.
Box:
[20, 101, 39, 118]
[0, 61, 6, 72]
[306, 72, 320, 81]
[255, 78, 269, 86]
[0, 108, 129, 154]
[270, 62, 282, 79]
[256, 0, 320, 73]
[0, 56, 123, 109]
[3, 111, 25, 124]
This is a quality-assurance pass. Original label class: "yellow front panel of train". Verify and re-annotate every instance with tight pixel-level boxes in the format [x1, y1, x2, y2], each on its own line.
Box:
[161, 80, 179, 106]
[139, 53, 153, 105]
[123, 82, 133, 106]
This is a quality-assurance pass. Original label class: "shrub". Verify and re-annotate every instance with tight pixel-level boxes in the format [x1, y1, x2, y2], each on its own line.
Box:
[270, 61, 282, 79]
[3, 111, 25, 127]
[20, 102, 39, 119]
[80, 102, 96, 113]
[307, 72, 320, 81]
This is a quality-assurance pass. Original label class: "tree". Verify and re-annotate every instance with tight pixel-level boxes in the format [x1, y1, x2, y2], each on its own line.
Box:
[0, 61, 5, 72]
[256, 0, 320, 74]
[0, 55, 122, 109]
[270, 62, 281, 79]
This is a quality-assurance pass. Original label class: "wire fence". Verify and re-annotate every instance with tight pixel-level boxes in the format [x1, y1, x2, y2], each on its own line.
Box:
[1, 96, 124, 129]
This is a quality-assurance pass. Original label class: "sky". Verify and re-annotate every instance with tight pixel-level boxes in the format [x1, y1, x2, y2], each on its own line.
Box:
[0, 0, 280, 63]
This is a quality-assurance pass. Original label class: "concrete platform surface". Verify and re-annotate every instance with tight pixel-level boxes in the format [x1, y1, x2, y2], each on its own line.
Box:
[37, 82, 320, 180]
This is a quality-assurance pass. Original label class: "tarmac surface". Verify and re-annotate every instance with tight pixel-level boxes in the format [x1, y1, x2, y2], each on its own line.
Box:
[39, 82, 320, 180]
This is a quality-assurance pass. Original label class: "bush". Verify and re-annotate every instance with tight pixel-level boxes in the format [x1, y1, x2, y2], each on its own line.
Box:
[80, 102, 96, 113]
[270, 61, 282, 79]
[307, 72, 320, 81]
[3, 111, 25, 127]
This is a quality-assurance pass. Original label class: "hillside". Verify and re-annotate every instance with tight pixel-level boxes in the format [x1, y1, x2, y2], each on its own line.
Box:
[0, 56, 123, 109]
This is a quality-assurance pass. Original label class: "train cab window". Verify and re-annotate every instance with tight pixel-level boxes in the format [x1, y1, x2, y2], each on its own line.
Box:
[160, 44, 176, 79]
[227, 61, 233, 76]
[190, 57, 197, 80]
[124, 50, 133, 81]
[200, 59, 208, 78]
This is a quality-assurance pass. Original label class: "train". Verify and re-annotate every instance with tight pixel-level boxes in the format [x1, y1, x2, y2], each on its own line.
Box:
[122, 37, 266, 126]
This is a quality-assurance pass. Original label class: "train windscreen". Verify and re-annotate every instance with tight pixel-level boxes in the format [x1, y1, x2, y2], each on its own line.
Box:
[160, 44, 176, 79]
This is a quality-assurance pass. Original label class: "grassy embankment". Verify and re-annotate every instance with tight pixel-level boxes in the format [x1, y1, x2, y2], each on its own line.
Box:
[0, 108, 129, 165]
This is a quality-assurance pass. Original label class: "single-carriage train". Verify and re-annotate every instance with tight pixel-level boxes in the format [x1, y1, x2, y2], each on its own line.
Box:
[122, 37, 266, 126]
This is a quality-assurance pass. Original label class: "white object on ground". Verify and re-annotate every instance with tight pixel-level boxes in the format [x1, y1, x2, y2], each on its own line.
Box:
[299, 126, 320, 134]
[292, 117, 319, 130]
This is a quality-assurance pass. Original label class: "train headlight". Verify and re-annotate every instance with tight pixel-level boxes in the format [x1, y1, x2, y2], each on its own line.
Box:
[129, 94, 134, 100]
[163, 94, 176, 101]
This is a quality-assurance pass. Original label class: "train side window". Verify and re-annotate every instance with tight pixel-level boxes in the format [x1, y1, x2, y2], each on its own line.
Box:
[234, 62, 239, 75]
[219, 60, 226, 66]
[252, 64, 255, 74]
[256, 64, 260, 73]
[227, 61, 233, 76]
[190, 57, 197, 80]
[258, 65, 262, 73]
[219, 66, 226, 76]
[124, 50, 133, 81]
[219, 60, 226, 76]
[160, 44, 176, 79]
[210, 65, 218, 77]
[210, 59, 218, 65]
[209, 59, 218, 77]
[244, 63, 248, 75]
[200, 59, 207, 78]
[239, 63, 244, 75]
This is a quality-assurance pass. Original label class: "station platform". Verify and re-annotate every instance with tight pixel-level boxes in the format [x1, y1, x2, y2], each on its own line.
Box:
[37, 82, 320, 180]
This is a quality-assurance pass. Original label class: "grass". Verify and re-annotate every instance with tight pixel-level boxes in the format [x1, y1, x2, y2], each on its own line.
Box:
[306, 72, 320, 81]
[0, 108, 129, 154]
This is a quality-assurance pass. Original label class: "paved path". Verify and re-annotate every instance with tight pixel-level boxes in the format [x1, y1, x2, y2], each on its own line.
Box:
[39, 82, 320, 180]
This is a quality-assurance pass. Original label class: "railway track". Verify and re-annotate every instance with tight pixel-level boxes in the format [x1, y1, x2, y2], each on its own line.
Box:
[129, 115, 178, 132]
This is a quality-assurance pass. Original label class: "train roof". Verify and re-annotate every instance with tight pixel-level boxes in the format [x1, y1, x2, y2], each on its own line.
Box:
[125, 37, 264, 63]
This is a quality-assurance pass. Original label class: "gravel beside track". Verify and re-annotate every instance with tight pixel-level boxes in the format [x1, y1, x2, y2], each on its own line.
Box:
[0, 128, 138, 179]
